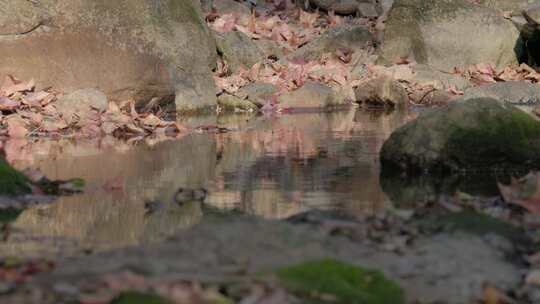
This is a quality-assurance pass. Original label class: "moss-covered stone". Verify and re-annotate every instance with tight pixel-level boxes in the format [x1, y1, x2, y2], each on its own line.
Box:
[419, 210, 528, 243]
[381, 98, 540, 173]
[110, 291, 173, 304]
[276, 259, 405, 304]
[0, 208, 22, 224]
[0, 159, 31, 196]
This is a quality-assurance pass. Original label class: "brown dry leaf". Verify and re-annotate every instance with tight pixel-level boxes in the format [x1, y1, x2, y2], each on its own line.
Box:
[24, 91, 51, 107]
[125, 123, 146, 134]
[299, 10, 318, 28]
[335, 48, 352, 64]
[140, 114, 163, 127]
[327, 10, 344, 27]
[6, 117, 28, 138]
[41, 119, 68, 132]
[101, 121, 118, 135]
[235, 24, 263, 39]
[0, 96, 20, 111]
[211, 14, 237, 32]
[497, 172, 540, 213]
[0, 76, 35, 96]
[482, 284, 515, 304]
[21, 111, 43, 124]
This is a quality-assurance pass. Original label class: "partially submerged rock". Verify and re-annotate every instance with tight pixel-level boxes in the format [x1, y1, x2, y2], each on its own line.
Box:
[381, 98, 540, 173]
[278, 81, 346, 109]
[215, 31, 265, 73]
[0, 0, 217, 112]
[236, 82, 278, 107]
[217, 93, 258, 111]
[354, 76, 408, 108]
[379, 0, 522, 70]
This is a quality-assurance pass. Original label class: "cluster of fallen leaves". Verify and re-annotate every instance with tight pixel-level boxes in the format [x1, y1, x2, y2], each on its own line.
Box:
[209, 0, 379, 111]
[0, 257, 54, 290]
[51, 271, 294, 304]
[459, 63, 540, 86]
[497, 172, 540, 214]
[209, 0, 540, 111]
[209, 2, 346, 52]
[0, 75, 188, 140]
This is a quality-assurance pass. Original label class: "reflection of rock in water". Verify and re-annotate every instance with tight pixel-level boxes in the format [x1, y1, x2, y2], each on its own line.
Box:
[0, 135, 216, 257]
[379, 171, 517, 208]
[207, 109, 416, 217]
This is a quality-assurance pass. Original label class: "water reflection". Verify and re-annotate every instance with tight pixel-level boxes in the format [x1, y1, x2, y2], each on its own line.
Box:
[0, 108, 415, 257]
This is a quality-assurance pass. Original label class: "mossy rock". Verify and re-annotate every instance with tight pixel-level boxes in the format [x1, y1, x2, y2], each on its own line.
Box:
[0, 208, 22, 224]
[276, 259, 405, 304]
[110, 291, 173, 304]
[381, 98, 540, 174]
[0, 159, 31, 196]
[419, 210, 528, 245]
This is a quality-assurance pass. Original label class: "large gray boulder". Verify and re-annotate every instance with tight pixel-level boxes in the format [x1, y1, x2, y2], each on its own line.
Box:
[0, 0, 218, 112]
[477, 0, 535, 12]
[215, 31, 265, 73]
[380, 98, 540, 173]
[307, 0, 380, 16]
[379, 0, 522, 71]
[462, 81, 540, 106]
[288, 25, 374, 62]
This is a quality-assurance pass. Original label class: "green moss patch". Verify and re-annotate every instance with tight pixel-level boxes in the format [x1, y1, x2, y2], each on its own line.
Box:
[0, 159, 31, 196]
[420, 210, 528, 244]
[276, 259, 405, 304]
[0, 208, 22, 224]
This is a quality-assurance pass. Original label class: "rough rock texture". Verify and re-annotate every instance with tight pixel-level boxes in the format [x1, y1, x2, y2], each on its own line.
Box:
[22, 216, 523, 304]
[254, 39, 284, 60]
[0, 0, 217, 112]
[215, 31, 265, 72]
[236, 82, 278, 106]
[410, 64, 472, 91]
[308, 0, 379, 15]
[288, 25, 374, 61]
[477, 0, 534, 12]
[279, 81, 345, 109]
[55, 89, 108, 125]
[380, 98, 540, 173]
[212, 0, 251, 16]
[379, 0, 522, 71]
[354, 76, 408, 108]
[462, 81, 540, 107]
[217, 93, 258, 111]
